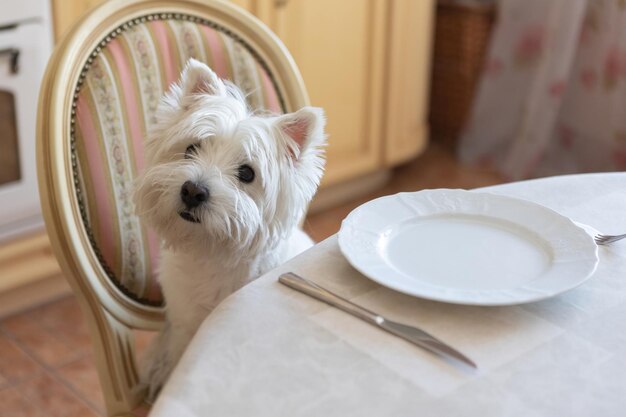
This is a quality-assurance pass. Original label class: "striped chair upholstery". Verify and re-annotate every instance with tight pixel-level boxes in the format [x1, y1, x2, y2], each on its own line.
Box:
[73, 15, 284, 306]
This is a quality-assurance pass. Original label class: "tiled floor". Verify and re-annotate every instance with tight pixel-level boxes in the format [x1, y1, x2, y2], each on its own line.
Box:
[0, 297, 104, 417]
[0, 144, 504, 416]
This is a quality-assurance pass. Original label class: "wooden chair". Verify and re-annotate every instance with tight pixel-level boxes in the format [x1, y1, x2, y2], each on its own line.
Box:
[36, 1, 308, 415]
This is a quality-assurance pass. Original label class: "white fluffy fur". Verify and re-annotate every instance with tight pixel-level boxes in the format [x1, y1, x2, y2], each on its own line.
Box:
[134, 59, 326, 401]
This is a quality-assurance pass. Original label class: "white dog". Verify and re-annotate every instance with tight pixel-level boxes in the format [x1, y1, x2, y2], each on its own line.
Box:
[134, 59, 326, 400]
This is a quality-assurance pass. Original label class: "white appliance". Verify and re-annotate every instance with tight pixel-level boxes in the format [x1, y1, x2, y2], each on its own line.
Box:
[0, 0, 53, 242]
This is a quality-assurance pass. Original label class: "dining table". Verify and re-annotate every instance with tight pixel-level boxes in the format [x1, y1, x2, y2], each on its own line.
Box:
[150, 173, 626, 417]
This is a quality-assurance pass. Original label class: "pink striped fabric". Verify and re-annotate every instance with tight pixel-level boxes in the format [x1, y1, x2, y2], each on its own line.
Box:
[73, 17, 284, 305]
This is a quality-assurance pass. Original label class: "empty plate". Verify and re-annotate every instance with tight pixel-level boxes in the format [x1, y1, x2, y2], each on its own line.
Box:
[338, 189, 598, 306]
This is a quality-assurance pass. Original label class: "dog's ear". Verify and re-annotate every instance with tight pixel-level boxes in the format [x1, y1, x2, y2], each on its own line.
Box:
[179, 58, 226, 97]
[276, 107, 326, 160]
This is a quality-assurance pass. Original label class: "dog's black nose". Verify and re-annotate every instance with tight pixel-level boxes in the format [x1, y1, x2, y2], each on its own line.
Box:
[180, 181, 209, 209]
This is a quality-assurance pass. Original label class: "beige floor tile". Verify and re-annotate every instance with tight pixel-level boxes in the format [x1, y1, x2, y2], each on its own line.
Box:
[0, 385, 48, 417]
[56, 355, 105, 414]
[0, 314, 83, 368]
[0, 333, 41, 385]
[29, 296, 93, 354]
[20, 373, 101, 417]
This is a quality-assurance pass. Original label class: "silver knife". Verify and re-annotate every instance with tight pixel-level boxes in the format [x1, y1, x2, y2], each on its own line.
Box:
[278, 272, 477, 369]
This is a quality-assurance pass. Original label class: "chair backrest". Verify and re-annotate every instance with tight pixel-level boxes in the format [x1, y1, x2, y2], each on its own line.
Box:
[37, 0, 308, 414]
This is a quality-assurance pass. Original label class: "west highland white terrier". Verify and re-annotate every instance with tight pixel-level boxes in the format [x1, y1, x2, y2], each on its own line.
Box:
[134, 59, 326, 400]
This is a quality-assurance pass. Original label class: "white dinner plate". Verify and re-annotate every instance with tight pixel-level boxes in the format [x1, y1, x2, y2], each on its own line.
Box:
[338, 189, 599, 306]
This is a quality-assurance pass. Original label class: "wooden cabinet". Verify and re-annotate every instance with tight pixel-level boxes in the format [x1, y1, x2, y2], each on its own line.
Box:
[51, 0, 107, 39]
[0, 232, 69, 318]
[254, 0, 433, 188]
[384, 0, 433, 166]
[258, 0, 433, 188]
[51, 0, 255, 39]
[50, 0, 433, 192]
[257, 0, 388, 187]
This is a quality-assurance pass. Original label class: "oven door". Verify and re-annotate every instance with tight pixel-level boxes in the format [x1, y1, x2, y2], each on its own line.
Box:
[0, 21, 52, 241]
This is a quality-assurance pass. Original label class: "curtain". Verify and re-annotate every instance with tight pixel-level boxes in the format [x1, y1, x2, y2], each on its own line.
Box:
[459, 0, 626, 180]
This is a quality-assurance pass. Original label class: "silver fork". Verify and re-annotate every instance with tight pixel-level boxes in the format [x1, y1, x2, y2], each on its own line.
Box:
[594, 233, 626, 245]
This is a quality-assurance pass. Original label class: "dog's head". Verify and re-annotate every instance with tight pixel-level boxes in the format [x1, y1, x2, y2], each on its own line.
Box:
[134, 59, 326, 256]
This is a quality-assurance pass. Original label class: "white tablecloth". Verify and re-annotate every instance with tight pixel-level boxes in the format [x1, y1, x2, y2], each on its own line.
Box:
[151, 173, 626, 417]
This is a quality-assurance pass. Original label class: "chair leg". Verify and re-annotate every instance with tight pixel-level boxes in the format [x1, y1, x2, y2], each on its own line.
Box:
[76, 297, 146, 416]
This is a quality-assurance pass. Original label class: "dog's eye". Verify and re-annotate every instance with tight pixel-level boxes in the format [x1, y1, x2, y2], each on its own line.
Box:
[184, 143, 201, 159]
[237, 164, 255, 183]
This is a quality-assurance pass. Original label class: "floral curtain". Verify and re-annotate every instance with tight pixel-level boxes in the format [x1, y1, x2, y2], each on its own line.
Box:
[459, 0, 626, 180]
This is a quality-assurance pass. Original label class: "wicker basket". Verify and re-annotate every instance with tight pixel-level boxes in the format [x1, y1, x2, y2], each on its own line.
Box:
[429, 0, 496, 150]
